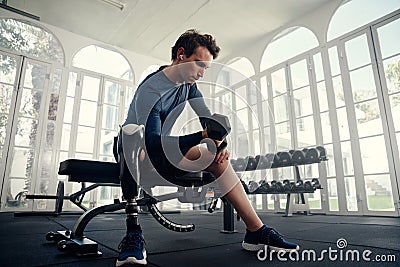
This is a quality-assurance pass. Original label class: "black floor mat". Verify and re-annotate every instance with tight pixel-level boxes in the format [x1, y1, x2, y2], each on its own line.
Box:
[1, 211, 399, 267]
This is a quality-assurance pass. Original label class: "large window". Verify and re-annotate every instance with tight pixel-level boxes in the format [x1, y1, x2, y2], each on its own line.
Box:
[327, 0, 400, 41]
[257, 6, 400, 216]
[0, 18, 64, 64]
[0, 19, 65, 211]
[261, 27, 319, 70]
[58, 45, 134, 208]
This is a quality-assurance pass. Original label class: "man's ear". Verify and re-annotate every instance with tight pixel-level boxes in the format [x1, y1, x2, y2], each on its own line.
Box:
[177, 47, 185, 60]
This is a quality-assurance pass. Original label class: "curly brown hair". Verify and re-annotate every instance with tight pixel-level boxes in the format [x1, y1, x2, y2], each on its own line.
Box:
[171, 29, 220, 61]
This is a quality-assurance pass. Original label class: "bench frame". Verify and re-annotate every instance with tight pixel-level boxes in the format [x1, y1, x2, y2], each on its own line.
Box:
[45, 125, 220, 256]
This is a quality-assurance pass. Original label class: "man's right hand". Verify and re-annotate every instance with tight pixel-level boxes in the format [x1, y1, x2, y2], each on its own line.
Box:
[202, 128, 222, 147]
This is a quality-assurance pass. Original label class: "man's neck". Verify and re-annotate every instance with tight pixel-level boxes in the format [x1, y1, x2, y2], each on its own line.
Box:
[162, 62, 184, 84]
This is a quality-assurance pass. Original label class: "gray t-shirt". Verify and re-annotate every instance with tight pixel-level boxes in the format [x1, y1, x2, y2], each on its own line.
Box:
[124, 68, 212, 169]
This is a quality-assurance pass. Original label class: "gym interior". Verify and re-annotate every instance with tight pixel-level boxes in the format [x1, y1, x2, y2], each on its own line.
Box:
[0, 0, 399, 266]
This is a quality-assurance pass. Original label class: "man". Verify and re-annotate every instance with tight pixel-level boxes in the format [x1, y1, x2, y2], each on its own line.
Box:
[117, 29, 299, 267]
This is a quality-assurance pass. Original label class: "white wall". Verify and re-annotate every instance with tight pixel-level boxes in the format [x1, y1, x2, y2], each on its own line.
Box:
[219, 0, 343, 73]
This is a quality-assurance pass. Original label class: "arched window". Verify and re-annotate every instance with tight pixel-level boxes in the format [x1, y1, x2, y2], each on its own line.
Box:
[327, 0, 400, 41]
[72, 45, 133, 81]
[260, 27, 319, 71]
[217, 57, 255, 89]
[61, 45, 135, 164]
[0, 18, 64, 64]
[226, 57, 255, 78]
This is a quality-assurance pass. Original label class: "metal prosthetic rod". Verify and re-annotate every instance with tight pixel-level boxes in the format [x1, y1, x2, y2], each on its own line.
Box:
[121, 124, 196, 232]
[125, 199, 139, 225]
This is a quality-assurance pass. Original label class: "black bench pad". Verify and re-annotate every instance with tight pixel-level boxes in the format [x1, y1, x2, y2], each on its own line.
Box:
[59, 159, 120, 183]
[59, 159, 216, 186]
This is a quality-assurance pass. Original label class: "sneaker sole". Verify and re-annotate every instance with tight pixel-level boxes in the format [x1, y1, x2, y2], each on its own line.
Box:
[242, 241, 300, 252]
[116, 254, 147, 267]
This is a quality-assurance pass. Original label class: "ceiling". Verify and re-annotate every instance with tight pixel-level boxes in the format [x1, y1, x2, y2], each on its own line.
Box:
[4, 0, 334, 62]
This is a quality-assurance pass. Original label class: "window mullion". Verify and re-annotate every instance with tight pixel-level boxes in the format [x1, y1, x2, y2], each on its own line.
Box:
[93, 77, 105, 159]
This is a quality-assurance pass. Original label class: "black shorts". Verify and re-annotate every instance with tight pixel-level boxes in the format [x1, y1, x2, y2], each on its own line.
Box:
[150, 154, 190, 186]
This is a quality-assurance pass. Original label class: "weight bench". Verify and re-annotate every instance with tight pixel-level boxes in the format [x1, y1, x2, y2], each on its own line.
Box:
[13, 160, 121, 217]
[46, 124, 221, 256]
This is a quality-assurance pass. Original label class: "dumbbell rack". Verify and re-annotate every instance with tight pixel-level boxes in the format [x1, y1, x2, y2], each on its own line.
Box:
[233, 147, 326, 217]
[284, 165, 311, 217]
[240, 165, 314, 217]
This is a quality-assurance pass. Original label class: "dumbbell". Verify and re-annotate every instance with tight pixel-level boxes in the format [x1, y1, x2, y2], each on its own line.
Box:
[259, 153, 275, 169]
[258, 180, 271, 193]
[305, 148, 320, 163]
[304, 178, 321, 191]
[293, 180, 305, 192]
[277, 151, 292, 166]
[234, 158, 246, 172]
[205, 113, 231, 140]
[271, 153, 280, 168]
[291, 149, 306, 165]
[311, 178, 321, 189]
[270, 180, 284, 192]
[245, 156, 258, 171]
[256, 154, 269, 170]
[304, 181, 313, 191]
[255, 155, 264, 169]
[282, 179, 293, 191]
[240, 180, 250, 194]
[230, 159, 237, 169]
[248, 180, 259, 193]
[316, 146, 326, 160]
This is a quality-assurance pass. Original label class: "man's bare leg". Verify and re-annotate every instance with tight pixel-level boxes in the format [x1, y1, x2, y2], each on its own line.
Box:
[179, 146, 263, 232]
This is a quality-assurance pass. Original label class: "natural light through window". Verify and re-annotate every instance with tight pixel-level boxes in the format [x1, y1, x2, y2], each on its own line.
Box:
[261, 27, 319, 70]
[327, 0, 400, 41]
[72, 45, 133, 81]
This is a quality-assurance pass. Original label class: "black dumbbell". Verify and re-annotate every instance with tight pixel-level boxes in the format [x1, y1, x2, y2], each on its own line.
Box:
[256, 155, 269, 170]
[255, 155, 264, 169]
[291, 149, 306, 165]
[262, 153, 275, 169]
[258, 180, 270, 193]
[305, 148, 320, 163]
[240, 180, 250, 193]
[270, 180, 284, 192]
[304, 181, 313, 191]
[230, 159, 237, 169]
[311, 178, 321, 189]
[234, 158, 246, 171]
[316, 146, 326, 160]
[205, 113, 231, 140]
[248, 180, 259, 193]
[272, 153, 280, 168]
[282, 179, 292, 191]
[293, 180, 305, 192]
[245, 156, 258, 171]
[278, 151, 292, 166]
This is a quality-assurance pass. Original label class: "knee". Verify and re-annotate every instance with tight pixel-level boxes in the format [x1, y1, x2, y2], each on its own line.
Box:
[207, 159, 229, 176]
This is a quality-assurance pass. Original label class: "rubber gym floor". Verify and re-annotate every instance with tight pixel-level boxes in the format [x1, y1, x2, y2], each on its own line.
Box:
[1, 210, 399, 267]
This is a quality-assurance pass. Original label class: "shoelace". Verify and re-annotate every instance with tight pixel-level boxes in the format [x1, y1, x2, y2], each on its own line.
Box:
[262, 227, 284, 251]
[118, 232, 145, 252]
